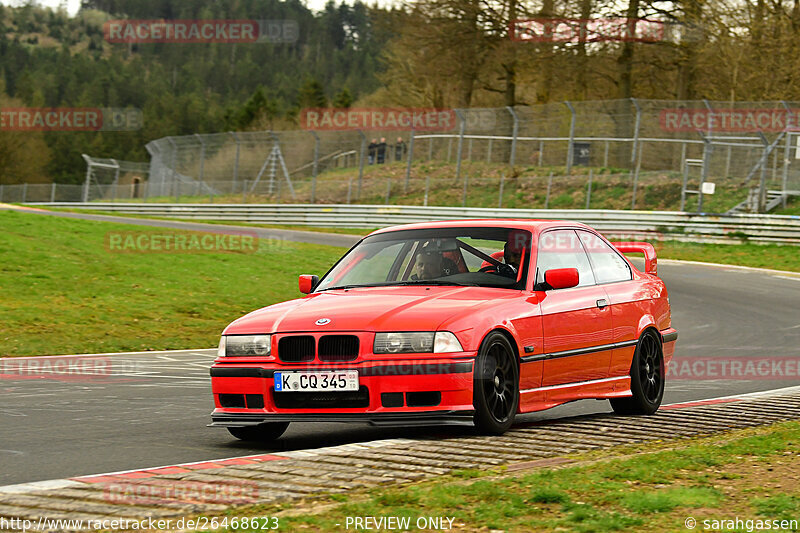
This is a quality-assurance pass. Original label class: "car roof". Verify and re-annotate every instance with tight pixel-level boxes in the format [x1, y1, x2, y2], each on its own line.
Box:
[369, 219, 594, 236]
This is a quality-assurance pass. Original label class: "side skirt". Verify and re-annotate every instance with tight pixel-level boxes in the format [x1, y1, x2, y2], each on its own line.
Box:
[518, 375, 632, 413]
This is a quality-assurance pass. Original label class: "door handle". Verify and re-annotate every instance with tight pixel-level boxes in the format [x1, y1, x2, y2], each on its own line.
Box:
[596, 299, 608, 309]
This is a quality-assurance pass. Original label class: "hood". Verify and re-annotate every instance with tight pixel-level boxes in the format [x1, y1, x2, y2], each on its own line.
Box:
[224, 286, 518, 334]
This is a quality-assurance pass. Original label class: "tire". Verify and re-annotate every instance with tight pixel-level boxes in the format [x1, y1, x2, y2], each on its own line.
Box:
[610, 330, 664, 415]
[473, 331, 519, 435]
[227, 422, 289, 442]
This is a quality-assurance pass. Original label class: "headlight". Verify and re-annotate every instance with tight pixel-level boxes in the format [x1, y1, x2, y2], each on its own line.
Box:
[220, 335, 271, 357]
[433, 331, 463, 353]
[374, 332, 463, 354]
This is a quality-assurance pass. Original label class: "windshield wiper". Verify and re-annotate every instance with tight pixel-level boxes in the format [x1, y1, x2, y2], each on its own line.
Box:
[316, 283, 388, 291]
[318, 280, 478, 291]
[392, 280, 477, 287]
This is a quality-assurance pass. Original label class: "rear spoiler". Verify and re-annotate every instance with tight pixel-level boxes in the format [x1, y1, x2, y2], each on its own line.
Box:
[611, 242, 658, 275]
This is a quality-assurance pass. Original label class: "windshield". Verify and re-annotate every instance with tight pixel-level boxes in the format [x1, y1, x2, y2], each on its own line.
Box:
[315, 227, 532, 291]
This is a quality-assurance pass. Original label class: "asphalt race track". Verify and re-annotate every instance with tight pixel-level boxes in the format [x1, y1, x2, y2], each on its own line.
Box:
[2, 209, 799, 486]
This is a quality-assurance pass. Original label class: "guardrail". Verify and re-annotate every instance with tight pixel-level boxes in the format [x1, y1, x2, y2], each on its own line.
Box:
[26, 202, 800, 244]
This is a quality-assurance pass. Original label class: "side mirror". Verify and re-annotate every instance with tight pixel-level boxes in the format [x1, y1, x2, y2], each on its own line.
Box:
[544, 268, 579, 290]
[298, 274, 319, 294]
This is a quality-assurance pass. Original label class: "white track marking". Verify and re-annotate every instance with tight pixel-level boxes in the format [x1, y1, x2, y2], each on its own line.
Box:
[659, 258, 800, 277]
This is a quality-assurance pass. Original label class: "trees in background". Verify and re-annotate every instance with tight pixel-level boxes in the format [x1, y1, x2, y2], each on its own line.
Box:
[4, 0, 800, 185]
[378, 0, 800, 107]
[0, 0, 390, 183]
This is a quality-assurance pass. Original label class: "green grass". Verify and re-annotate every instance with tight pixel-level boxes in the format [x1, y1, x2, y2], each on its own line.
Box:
[216, 421, 800, 532]
[46, 207, 800, 273]
[0, 210, 346, 356]
[651, 241, 800, 272]
[38, 208, 375, 235]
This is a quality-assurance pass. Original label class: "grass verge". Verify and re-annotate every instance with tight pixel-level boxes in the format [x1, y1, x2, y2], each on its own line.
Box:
[216, 421, 800, 532]
[38, 207, 800, 273]
[0, 210, 346, 356]
[642, 241, 800, 273]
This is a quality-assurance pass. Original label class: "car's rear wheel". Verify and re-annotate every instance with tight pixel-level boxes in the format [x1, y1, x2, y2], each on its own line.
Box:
[610, 330, 664, 415]
[227, 422, 289, 442]
[473, 332, 519, 434]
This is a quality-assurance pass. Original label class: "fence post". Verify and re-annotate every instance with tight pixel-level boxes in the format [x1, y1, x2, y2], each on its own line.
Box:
[629, 98, 643, 209]
[724, 146, 732, 178]
[781, 101, 793, 209]
[506, 106, 518, 166]
[538, 140, 544, 166]
[681, 158, 689, 212]
[455, 109, 466, 182]
[82, 155, 92, 202]
[468, 137, 473, 161]
[424, 173, 430, 206]
[630, 98, 642, 171]
[603, 140, 609, 167]
[699, 100, 714, 213]
[242, 180, 248, 203]
[487, 139, 493, 163]
[347, 176, 353, 204]
[498, 172, 505, 208]
[404, 129, 415, 193]
[462, 173, 469, 207]
[357, 130, 366, 200]
[195, 134, 206, 184]
[447, 137, 453, 161]
[428, 136, 433, 161]
[681, 142, 687, 169]
[545, 172, 553, 209]
[631, 141, 644, 209]
[585, 169, 593, 209]
[22, 183, 27, 203]
[230, 132, 240, 188]
[699, 134, 711, 213]
[0, 184, 4, 202]
[385, 177, 391, 204]
[565, 101, 576, 175]
[310, 131, 320, 203]
[50, 182, 56, 203]
[168, 137, 178, 199]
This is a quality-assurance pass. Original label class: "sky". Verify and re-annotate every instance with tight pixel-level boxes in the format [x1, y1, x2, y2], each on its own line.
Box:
[2, 0, 357, 15]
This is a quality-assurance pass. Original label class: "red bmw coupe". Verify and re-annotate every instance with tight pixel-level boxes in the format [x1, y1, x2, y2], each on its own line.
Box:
[210, 220, 677, 440]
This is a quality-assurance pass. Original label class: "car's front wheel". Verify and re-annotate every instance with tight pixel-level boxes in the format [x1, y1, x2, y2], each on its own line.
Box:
[227, 422, 290, 442]
[610, 330, 664, 415]
[473, 332, 519, 434]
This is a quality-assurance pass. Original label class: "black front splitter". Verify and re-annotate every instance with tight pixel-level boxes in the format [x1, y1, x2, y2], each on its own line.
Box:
[209, 410, 476, 428]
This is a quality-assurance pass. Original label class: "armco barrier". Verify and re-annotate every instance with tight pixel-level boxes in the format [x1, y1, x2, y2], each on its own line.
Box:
[26, 203, 800, 244]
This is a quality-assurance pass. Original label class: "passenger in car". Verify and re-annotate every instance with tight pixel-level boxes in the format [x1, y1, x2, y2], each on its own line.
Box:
[410, 248, 457, 280]
[503, 239, 523, 272]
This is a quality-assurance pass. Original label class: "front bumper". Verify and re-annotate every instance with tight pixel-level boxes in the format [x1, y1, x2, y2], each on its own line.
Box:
[209, 355, 477, 427]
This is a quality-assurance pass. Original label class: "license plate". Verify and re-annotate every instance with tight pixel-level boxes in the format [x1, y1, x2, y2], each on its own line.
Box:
[273, 371, 359, 392]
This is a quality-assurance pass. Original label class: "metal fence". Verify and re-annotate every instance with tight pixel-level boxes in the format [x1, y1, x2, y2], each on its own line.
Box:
[12, 99, 800, 213]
